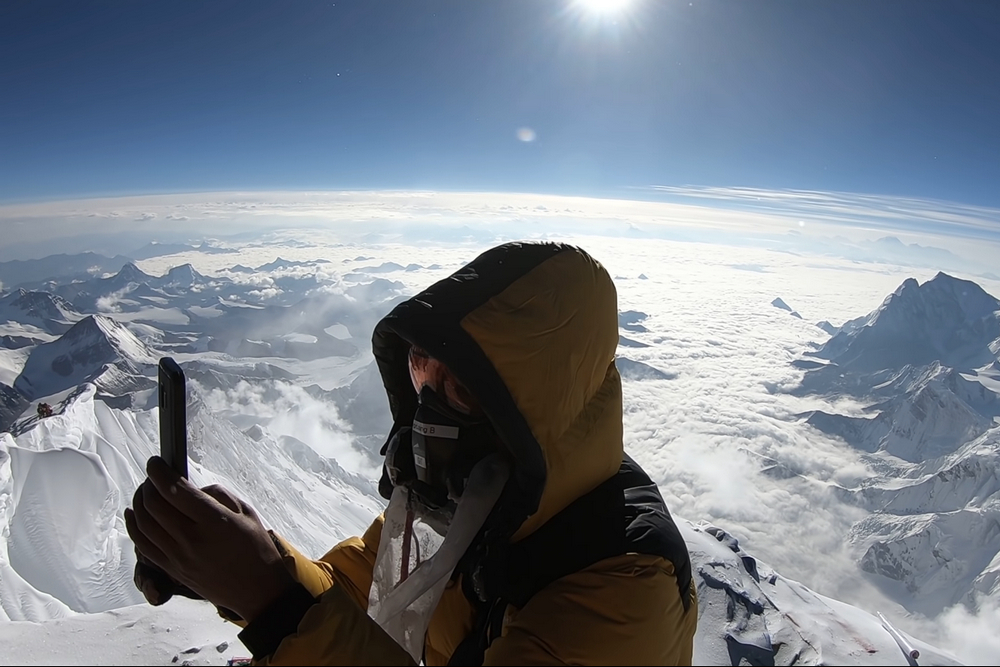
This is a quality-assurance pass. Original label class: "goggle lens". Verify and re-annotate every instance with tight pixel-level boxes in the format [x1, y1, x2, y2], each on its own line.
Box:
[408, 346, 482, 416]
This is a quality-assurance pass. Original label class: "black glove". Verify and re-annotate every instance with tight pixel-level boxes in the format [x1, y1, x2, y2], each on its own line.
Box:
[133, 549, 204, 606]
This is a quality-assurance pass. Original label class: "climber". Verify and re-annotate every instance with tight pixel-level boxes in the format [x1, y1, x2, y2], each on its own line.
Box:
[125, 241, 698, 665]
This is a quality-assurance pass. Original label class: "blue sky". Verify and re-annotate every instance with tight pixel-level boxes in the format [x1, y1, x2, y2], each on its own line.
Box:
[2, 1, 999, 206]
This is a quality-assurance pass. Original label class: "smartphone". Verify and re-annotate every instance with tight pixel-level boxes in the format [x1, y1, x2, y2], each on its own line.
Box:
[158, 357, 188, 478]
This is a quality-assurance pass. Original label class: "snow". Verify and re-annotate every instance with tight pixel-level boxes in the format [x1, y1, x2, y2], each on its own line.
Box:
[186, 305, 224, 319]
[0, 597, 245, 666]
[323, 323, 351, 339]
[162, 263, 204, 287]
[771, 297, 802, 319]
[0, 322, 57, 345]
[6, 444, 142, 614]
[0, 383, 383, 625]
[108, 307, 191, 325]
[0, 347, 30, 387]
[0, 289, 82, 335]
[686, 522, 961, 666]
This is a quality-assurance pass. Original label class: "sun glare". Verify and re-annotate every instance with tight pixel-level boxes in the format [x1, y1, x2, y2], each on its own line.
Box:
[576, 0, 633, 14]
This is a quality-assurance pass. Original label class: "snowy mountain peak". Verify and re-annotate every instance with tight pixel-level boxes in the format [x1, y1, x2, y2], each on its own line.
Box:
[804, 363, 995, 462]
[876, 272, 999, 331]
[0, 289, 82, 335]
[52, 315, 157, 368]
[254, 257, 320, 271]
[164, 263, 203, 285]
[96, 262, 156, 296]
[886, 272, 999, 321]
[893, 276, 919, 294]
[771, 297, 793, 311]
[13, 315, 157, 400]
[771, 297, 802, 319]
[1, 289, 77, 321]
[112, 262, 153, 285]
[814, 274, 1000, 372]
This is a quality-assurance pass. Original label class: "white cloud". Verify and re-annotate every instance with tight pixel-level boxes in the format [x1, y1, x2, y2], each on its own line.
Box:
[4, 188, 999, 271]
[95, 286, 132, 313]
[648, 184, 1000, 244]
[247, 287, 283, 301]
[195, 378, 375, 476]
[935, 597, 1000, 665]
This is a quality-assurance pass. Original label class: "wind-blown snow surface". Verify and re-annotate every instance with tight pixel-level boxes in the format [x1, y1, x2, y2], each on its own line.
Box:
[0, 235, 995, 664]
[0, 385, 383, 619]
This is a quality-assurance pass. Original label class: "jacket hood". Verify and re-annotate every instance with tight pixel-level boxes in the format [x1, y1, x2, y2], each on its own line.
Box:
[372, 242, 622, 541]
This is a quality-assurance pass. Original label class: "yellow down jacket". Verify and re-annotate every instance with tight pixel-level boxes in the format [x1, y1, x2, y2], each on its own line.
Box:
[240, 242, 697, 665]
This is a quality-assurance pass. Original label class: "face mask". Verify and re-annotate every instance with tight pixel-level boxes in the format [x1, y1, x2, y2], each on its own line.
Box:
[385, 386, 501, 512]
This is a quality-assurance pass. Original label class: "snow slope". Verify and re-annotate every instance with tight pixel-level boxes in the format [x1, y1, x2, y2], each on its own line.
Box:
[687, 522, 960, 666]
[0, 383, 384, 626]
[804, 364, 995, 462]
[842, 426, 1000, 613]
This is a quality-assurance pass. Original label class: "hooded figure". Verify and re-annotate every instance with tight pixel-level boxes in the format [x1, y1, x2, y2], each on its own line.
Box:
[233, 241, 697, 665]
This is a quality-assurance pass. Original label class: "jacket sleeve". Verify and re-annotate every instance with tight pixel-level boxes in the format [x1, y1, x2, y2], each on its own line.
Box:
[482, 554, 698, 666]
[237, 515, 416, 666]
[271, 515, 384, 607]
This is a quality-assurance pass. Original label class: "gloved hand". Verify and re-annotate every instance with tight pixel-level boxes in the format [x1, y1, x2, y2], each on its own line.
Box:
[133, 548, 204, 606]
[124, 457, 292, 623]
[129, 473, 261, 621]
[130, 476, 250, 606]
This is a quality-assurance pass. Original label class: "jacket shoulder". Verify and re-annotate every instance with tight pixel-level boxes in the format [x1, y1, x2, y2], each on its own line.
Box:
[483, 553, 697, 666]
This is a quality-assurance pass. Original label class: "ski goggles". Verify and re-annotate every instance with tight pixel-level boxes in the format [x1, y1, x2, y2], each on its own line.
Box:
[407, 346, 483, 416]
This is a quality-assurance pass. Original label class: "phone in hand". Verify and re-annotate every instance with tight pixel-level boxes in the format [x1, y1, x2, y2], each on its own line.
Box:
[158, 357, 188, 478]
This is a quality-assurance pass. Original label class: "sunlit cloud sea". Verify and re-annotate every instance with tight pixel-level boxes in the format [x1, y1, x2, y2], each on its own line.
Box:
[1, 187, 997, 275]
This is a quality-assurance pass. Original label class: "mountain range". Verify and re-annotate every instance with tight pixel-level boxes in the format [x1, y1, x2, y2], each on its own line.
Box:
[796, 272, 1000, 615]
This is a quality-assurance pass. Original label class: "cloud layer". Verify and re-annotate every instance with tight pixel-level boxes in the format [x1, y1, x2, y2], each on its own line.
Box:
[3, 188, 999, 273]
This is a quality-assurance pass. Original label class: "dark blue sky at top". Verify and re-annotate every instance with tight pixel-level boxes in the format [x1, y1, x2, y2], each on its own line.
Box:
[2, 0, 998, 206]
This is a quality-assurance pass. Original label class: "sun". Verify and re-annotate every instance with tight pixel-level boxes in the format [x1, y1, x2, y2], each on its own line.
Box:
[574, 0, 634, 14]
